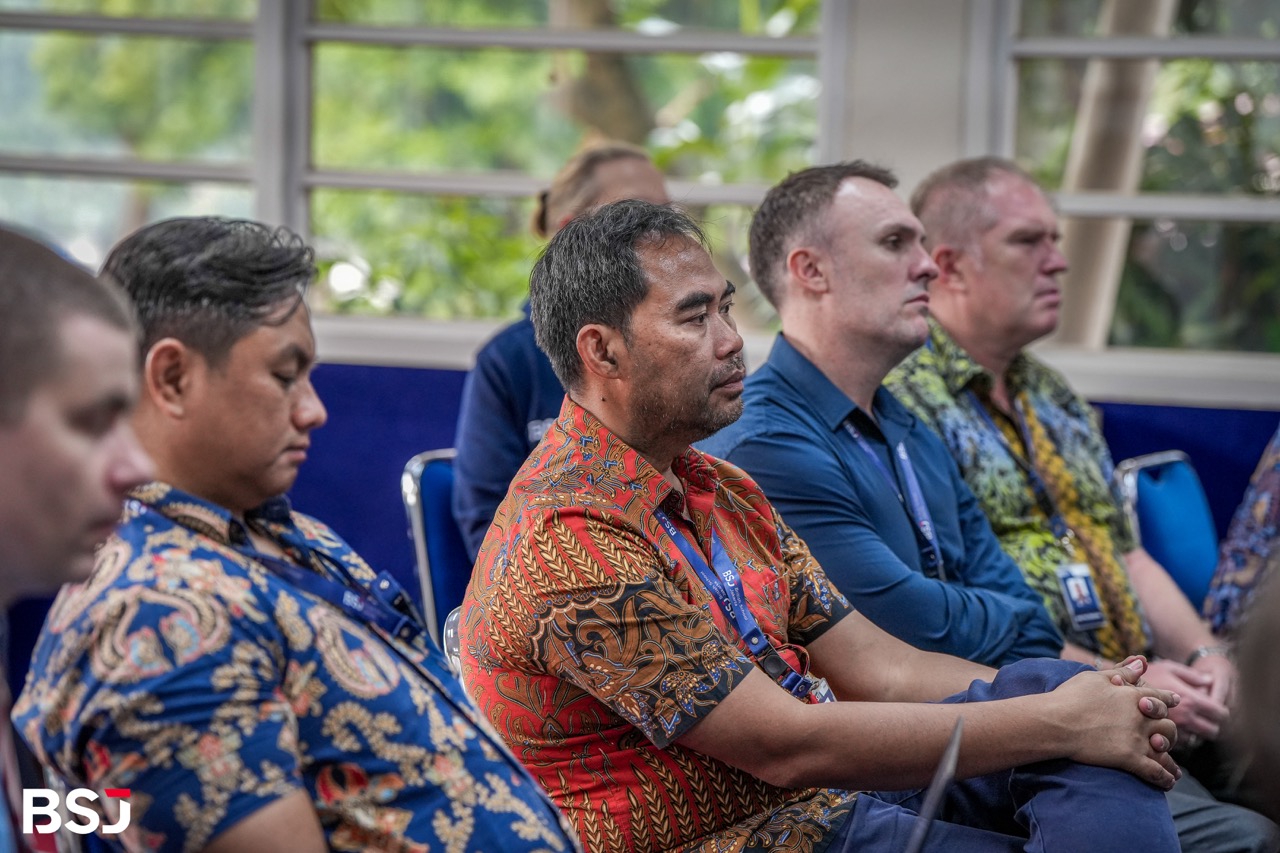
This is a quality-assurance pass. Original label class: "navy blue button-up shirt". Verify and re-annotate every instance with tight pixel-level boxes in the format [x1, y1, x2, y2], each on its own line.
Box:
[453, 304, 566, 558]
[700, 335, 1062, 666]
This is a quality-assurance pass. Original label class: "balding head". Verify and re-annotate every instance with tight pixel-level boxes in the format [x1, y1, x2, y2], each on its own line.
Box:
[911, 158, 1068, 362]
[911, 157, 1042, 256]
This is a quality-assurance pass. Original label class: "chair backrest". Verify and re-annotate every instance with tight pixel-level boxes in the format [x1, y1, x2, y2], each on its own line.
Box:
[1115, 450, 1219, 607]
[401, 449, 474, 644]
[441, 606, 463, 678]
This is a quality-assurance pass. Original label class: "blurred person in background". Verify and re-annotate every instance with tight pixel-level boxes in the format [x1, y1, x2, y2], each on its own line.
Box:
[1203, 423, 1280, 637]
[452, 140, 670, 559]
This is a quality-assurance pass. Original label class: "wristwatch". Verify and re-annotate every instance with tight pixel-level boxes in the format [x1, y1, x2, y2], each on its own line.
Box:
[1185, 644, 1230, 666]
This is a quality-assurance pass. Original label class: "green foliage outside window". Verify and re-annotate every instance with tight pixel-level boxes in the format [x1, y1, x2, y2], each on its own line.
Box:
[4, 0, 817, 324]
[1018, 0, 1280, 352]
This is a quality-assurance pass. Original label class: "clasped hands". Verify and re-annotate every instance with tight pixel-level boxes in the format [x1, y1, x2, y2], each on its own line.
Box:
[1100, 655, 1183, 789]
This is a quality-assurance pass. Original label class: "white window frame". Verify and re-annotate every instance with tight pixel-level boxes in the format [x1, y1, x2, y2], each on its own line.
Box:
[0, 3, 843, 372]
[964, 0, 1280, 410]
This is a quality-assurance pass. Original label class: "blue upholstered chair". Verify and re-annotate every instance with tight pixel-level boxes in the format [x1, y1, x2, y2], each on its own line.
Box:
[400, 449, 474, 646]
[1115, 450, 1219, 607]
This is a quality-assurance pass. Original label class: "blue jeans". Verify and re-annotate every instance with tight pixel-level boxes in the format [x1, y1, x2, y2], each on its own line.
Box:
[829, 658, 1179, 853]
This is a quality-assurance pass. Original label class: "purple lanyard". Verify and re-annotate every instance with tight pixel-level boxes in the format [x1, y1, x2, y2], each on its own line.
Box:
[842, 421, 946, 580]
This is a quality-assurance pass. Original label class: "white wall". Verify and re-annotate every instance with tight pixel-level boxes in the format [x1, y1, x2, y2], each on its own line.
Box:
[838, 0, 972, 192]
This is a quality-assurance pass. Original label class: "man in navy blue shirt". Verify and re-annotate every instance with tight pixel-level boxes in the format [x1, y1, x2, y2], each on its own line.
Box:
[701, 162, 1060, 667]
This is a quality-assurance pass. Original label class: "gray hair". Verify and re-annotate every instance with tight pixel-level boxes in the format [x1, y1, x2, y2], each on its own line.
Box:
[530, 199, 706, 390]
[910, 157, 1039, 253]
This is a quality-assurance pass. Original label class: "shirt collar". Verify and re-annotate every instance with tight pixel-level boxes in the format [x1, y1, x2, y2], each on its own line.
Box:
[559, 397, 719, 514]
[127, 481, 294, 547]
[927, 320, 1037, 397]
[925, 320, 988, 396]
[765, 334, 910, 435]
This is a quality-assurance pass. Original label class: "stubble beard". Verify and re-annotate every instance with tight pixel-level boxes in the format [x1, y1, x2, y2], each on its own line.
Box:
[631, 355, 746, 448]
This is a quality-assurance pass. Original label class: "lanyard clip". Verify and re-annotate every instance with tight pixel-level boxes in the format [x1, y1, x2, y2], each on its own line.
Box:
[778, 669, 812, 699]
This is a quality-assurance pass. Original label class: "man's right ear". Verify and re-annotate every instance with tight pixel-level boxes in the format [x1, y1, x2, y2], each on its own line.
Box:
[575, 323, 624, 382]
[785, 246, 828, 296]
[142, 338, 196, 416]
[931, 245, 966, 292]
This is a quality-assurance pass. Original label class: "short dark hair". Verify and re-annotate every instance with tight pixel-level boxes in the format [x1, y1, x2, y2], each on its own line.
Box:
[530, 199, 705, 391]
[0, 225, 136, 425]
[102, 217, 316, 365]
[910, 157, 1038, 252]
[749, 160, 898, 308]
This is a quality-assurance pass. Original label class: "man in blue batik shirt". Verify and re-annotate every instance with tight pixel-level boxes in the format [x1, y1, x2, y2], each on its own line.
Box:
[701, 162, 1061, 667]
[14, 218, 578, 853]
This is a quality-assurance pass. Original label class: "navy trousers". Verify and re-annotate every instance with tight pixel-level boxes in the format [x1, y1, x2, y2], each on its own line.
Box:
[830, 658, 1180, 852]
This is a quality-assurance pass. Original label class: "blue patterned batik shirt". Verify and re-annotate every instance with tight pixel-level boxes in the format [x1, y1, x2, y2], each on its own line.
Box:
[14, 482, 578, 853]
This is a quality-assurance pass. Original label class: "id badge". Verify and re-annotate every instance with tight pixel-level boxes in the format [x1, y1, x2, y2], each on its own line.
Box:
[806, 675, 836, 704]
[1056, 562, 1108, 632]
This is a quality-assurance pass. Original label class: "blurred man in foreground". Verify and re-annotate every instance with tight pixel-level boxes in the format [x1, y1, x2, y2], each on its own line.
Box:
[15, 218, 578, 853]
[0, 225, 153, 852]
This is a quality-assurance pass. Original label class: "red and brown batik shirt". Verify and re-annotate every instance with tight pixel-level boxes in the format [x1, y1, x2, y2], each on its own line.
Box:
[461, 399, 858, 853]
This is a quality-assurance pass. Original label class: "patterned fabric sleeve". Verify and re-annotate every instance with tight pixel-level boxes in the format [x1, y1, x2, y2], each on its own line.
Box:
[1204, 426, 1280, 635]
[19, 540, 304, 853]
[476, 508, 754, 749]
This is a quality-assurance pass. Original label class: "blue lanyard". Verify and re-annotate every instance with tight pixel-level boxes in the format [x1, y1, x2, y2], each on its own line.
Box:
[653, 509, 816, 700]
[965, 391, 1071, 542]
[842, 421, 946, 580]
[238, 540, 568, 825]
[247, 547, 427, 646]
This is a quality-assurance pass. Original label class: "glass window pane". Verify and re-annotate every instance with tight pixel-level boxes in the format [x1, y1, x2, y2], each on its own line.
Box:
[0, 31, 253, 162]
[1020, 0, 1280, 38]
[1015, 58, 1280, 196]
[310, 190, 541, 319]
[0, 174, 252, 269]
[1084, 216, 1280, 352]
[313, 0, 819, 36]
[0, 0, 254, 18]
[695, 201, 777, 334]
[309, 192, 784, 323]
[312, 44, 817, 185]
